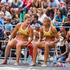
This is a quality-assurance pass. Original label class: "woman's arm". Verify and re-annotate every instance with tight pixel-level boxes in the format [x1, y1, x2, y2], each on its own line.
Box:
[60, 44, 68, 57]
[39, 27, 44, 41]
[52, 26, 59, 43]
[9, 23, 20, 39]
[28, 27, 33, 44]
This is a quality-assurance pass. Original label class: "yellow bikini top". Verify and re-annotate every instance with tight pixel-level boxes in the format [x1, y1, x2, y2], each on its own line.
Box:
[43, 26, 54, 37]
[17, 25, 28, 36]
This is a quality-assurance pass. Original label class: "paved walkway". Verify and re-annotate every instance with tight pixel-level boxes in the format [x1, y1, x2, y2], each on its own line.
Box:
[0, 59, 70, 70]
[0, 65, 70, 70]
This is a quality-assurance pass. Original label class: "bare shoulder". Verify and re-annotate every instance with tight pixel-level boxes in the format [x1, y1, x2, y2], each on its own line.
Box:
[51, 26, 57, 32]
[16, 23, 21, 27]
[15, 23, 21, 29]
[39, 26, 43, 32]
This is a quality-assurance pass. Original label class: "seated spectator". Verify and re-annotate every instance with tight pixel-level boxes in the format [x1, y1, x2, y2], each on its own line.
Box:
[4, 19, 13, 36]
[38, 9, 47, 24]
[32, 0, 41, 8]
[2, 14, 33, 65]
[53, 27, 68, 67]
[48, 0, 60, 8]
[0, 11, 4, 26]
[63, 11, 70, 31]
[4, 9, 12, 20]
[66, 30, 70, 64]
[53, 8, 66, 31]
[11, 0, 23, 9]
[41, 0, 48, 9]
[31, 17, 59, 66]
[19, 0, 32, 22]
[11, 0, 23, 21]
[65, 0, 70, 11]
[46, 8, 54, 20]
[1, 0, 7, 3]
[58, 0, 66, 8]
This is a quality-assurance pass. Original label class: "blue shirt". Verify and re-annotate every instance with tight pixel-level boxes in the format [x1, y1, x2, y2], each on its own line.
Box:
[5, 23, 13, 32]
[55, 15, 65, 22]
[0, 17, 4, 28]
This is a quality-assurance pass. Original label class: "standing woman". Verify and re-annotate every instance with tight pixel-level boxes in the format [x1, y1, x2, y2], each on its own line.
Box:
[2, 14, 33, 65]
[31, 17, 59, 66]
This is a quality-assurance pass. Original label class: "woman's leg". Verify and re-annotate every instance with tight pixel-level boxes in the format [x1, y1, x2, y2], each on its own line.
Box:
[44, 45, 49, 65]
[2, 39, 16, 64]
[16, 43, 22, 64]
[43, 42, 55, 65]
[66, 52, 70, 63]
[32, 42, 38, 64]
[16, 41, 27, 64]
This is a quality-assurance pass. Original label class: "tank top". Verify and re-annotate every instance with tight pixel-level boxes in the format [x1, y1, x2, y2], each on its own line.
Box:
[17, 25, 28, 36]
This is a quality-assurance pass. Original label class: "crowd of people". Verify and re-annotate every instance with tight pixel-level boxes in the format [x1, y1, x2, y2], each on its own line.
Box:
[0, 0, 70, 67]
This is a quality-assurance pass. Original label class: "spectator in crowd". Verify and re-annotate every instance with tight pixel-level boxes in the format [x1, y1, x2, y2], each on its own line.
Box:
[65, 0, 70, 11]
[53, 8, 66, 31]
[54, 8, 65, 23]
[4, 6, 12, 20]
[63, 10, 70, 31]
[30, 14, 42, 28]
[53, 27, 68, 67]
[32, 0, 41, 8]
[4, 19, 13, 37]
[0, 11, 4, 26]
[41, 0, 48, 9]
[46, 8, 54, 20]
[1, 0, 8, 3]
[19, 0, 33, 22]
[38, 8, 47, 24]
[63, 10, 70, 23]
[66, 30, 70, 64]
[2, 14, 33, 65]
[11, 0, 23, 20]
[48, 0, 60, 8]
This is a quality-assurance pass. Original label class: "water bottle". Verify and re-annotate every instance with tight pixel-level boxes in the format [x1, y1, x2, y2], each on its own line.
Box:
[27, 55, 32, 64]
[53, 56, 58, 64]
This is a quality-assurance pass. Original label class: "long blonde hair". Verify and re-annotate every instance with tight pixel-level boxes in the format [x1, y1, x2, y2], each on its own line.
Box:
[24, 14, 31, 20]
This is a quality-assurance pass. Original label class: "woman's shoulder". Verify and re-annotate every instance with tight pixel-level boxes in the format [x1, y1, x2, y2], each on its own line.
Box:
[15, 23, 21, 28]
[51, 25, 57, 33]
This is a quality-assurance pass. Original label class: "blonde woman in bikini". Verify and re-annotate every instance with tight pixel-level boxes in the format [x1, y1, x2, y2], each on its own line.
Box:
[31, 17, 59, 66]
[2, 14, 33, 65]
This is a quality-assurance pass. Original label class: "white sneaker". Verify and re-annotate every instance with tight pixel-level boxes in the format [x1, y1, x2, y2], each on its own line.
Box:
[41, 63, 47, 67]
[38, 53, 44, 61]
[14, 62, 19, 65]
[30, 62, 36, 66]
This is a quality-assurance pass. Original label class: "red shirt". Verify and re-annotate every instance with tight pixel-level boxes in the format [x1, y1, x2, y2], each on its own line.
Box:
[22, 0, 32, 9]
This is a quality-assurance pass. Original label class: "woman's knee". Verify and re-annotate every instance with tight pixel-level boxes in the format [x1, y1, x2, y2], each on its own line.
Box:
[16, 43, 23, 49]
[7, 39, 16, 48]
[7, 42, 13, 48]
